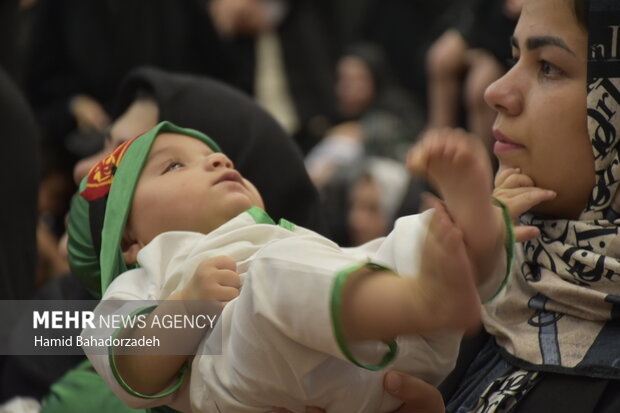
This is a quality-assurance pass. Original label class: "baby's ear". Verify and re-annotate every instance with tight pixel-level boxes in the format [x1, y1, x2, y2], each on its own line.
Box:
[121, 228, 143, 266]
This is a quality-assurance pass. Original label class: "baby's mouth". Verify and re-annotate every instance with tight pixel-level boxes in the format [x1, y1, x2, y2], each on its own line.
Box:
[215, 170, 244, 186]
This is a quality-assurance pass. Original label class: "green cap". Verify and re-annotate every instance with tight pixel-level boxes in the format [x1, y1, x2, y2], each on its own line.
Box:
[67, 121, 221, 297]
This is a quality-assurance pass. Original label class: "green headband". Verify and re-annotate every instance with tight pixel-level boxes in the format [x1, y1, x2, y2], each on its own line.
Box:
[67, 121, 221, 297]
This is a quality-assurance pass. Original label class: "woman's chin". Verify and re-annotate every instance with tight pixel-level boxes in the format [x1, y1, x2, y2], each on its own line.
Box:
[529, 200, 581, 221]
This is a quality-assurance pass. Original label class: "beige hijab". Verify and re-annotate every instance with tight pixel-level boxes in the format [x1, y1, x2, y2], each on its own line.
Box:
[483, 0, 620, 378]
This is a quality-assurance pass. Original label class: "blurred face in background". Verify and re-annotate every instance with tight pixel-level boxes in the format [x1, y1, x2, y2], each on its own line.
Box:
[348, 175, 388, 246]
[336, 56, 376, 118]
[73, 97, 159, 184]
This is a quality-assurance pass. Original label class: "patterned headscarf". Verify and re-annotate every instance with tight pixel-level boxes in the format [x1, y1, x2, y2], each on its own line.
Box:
[67, 121, 221, 298]
[483, 0, 620, 379]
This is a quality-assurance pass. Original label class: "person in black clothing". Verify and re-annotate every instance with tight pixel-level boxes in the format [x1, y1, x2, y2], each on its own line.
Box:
[23, 0, 242, 169]
[357, 0, 461, 118]
[0, 63, 39, 400]
[77, 66, 326, 239]
[0, 66, 39, 302]
[425, 0, 520, 161]
[206, 0, 341, 154]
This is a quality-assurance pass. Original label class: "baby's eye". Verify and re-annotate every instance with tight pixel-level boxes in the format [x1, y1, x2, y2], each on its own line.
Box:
[163, 161, 184, 174]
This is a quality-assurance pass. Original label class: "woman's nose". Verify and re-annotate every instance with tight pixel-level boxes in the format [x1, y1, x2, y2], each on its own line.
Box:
[484, 68, 523, 117]
[205, 153, 234, 170]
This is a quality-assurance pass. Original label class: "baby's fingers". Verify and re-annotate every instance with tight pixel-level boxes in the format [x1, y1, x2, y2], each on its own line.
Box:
[206, 255, 237, 271]
[494, 167, 520, 187]
[213, 285, 240, 303]
[406, 128, 449, 174]
[214, 269, 242, 289]
[407, 142, 429, 175]
[494, 187, 556, 217]
[499, 172, 536, 189]
[514, 225, 541, 243]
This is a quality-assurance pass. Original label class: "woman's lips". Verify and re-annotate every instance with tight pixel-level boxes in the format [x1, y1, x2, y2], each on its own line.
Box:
[493, 130, 525, 154]
[494, 141, 525, 153]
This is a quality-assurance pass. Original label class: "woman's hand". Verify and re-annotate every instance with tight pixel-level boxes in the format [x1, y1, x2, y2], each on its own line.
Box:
[69, 94, 110, 132]
[273, 371, 445, 413]
[383, 371, 444, 413]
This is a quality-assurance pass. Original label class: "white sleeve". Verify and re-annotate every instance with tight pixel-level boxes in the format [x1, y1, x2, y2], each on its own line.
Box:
[236, 233, 371, 362]
[371, 211, 432, 274]
[233, 219, 454, 375]
[81, 267, 191, 411]
[373, 210, 508, 302]
[369, 210, 508, 384]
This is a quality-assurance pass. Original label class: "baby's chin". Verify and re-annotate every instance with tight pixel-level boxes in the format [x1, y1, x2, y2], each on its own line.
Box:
[226, 198, 262, 218]
[251, 198, 265, 210]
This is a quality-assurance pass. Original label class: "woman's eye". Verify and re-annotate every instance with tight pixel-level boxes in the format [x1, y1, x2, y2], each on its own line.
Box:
[540, 60, 562, 78]
[163, 162, 183, 173]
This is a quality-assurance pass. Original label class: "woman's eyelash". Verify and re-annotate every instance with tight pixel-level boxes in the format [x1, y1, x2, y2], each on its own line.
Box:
[539, 60, 562, 77]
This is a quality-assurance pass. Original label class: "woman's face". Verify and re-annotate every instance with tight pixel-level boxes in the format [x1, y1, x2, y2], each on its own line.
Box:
[73, 98, 159, 184]
[485, 0, 595, 219]
[336, 56, 376, 118]
[348, 176, 388, 246]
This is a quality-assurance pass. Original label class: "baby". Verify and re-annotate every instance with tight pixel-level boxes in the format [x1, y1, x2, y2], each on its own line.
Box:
[70, 121, 512, 412]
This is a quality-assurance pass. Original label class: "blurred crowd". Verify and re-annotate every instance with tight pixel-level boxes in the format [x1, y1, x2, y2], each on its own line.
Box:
[2, 0, 524, 293]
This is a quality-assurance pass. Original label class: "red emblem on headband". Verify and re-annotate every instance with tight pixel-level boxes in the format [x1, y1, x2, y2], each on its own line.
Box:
[80, 136, 139, 201]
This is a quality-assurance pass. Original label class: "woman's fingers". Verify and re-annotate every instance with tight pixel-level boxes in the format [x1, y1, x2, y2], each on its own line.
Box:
[384, 371, 445, 413]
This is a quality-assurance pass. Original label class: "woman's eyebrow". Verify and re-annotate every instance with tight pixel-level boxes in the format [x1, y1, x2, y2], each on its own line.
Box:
[510, 35, 576, 56]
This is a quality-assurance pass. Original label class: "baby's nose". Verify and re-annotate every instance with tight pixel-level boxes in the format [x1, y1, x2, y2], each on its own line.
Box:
[206, 153, 234, 170]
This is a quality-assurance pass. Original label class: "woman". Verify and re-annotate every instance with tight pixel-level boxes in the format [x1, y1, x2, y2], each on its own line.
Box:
[76, 66, 326, 239]
[323, 0, 619, 412]
[435, 0, 620, 411]
[305, 44, 423, 189]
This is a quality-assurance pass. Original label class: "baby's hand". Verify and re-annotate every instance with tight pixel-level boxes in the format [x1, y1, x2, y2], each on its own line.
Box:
[181, 256, 241, 308]
[493, 167, 556, 242]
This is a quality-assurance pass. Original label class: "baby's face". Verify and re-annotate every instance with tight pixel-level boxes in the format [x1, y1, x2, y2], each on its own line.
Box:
[125, 132, 264, 245]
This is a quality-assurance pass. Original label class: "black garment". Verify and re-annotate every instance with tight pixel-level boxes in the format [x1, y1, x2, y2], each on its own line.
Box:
[277, 0, 340, 153]
[0, 276, 92, 403]
[0, 0, 19, 81]
[209, 0, 341, 154]
[0, 60, 39, 400]
[0, 66, 39, 301]
[359, 0, 461, 111]
[113, 66, 327, 235]
[453, 0, 517, 66]
[23, 0, 242, 160]
[440, 330, 620, 413]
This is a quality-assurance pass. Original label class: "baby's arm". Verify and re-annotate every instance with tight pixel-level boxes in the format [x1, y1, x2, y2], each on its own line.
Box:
[341, 201, 479, 340]
[114, 256, 239, 396]
[408, 128, 503, 286]
[408, 129, 557, 296]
